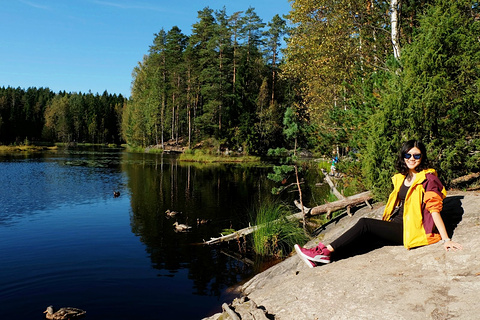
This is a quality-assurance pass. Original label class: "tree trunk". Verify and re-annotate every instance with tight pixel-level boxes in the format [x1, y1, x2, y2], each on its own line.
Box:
[205, 191, 373, 245]
[321, 169, 345, 201]
[295, 191, 373, 218]
[390, 0, 401, 61]
[451, 172, 480, 185]
[171, 92, 175, 141]
[270, 46, 276, 106]
[187, 70, 191, 149]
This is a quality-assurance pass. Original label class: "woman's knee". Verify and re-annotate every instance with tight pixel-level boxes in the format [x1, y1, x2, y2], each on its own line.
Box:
[357, 217, 370, 226]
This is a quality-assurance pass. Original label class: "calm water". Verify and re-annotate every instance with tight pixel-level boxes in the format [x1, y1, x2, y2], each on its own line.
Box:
[0, 147, 326, 319]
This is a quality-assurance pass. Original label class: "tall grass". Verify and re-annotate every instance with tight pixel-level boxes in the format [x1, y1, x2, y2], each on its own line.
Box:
[180, 149, 260, 163]
[251, 201, 308, 258]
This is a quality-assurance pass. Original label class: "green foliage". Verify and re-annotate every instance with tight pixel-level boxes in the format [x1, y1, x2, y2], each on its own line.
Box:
[221, 228, 236, 235]
[251, 201, 308, 258]
[125, 145, 146, 153]
[0, 87, 125, 145]
[266, 106, 312, 195]
[316, 159, 330, 172]
[124, 7, 295, 152]
[179, 149, 260, 163]
[362, 103, 401, 201]
[282, 106, 299, 142]
[361, 0, 480, 199]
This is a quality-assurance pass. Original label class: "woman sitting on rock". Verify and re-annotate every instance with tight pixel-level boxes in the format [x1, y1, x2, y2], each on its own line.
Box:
[295, 140, 463, 268]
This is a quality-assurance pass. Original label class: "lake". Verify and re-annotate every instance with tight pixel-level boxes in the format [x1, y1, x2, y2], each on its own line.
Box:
[0, 147, 327, 319]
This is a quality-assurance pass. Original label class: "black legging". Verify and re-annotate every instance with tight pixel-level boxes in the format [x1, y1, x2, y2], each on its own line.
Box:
[330, 218, 403, 251]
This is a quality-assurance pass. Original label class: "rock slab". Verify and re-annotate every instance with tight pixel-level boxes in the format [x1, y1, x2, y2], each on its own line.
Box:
[206, 192, 480, 320]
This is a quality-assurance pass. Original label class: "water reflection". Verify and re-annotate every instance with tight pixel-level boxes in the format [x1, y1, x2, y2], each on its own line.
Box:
[122, 153, 281, 298]
[0, 148, 328, 319]
[0, 150, 125, 224]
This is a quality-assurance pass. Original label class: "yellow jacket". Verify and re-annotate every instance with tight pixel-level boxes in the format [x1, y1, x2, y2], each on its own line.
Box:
[382, 169, 447, 249]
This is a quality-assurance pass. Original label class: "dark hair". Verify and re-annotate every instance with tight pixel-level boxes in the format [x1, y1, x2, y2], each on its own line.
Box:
[395, 140, 430, 175]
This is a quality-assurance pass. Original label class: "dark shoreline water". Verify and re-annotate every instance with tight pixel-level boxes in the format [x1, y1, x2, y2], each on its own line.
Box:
[0, 147, 327, 319]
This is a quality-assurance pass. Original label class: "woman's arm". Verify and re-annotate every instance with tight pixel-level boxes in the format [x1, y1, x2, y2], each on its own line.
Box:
[431, 211, 463, 251]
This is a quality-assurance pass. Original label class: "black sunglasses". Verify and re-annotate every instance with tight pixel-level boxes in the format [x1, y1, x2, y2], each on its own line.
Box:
[404, 153, 422, 160]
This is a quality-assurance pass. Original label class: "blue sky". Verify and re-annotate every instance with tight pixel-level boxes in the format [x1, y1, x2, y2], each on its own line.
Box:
[0, 0, 292, 98]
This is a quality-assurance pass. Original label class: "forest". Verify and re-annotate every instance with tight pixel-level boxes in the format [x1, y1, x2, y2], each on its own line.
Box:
[0, 87, 125, 145]
[1, 0, 479, 197]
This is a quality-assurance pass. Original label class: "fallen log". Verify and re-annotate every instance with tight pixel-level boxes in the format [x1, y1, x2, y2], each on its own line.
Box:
[451, 172, 480, 185]
[295, 191, 373, 218]
[321, 169, 345, 200]
[204, 215, 303, 245]
[205, 224, 260, 245]
[205, 191, 373, 245]
[320, 168, 351, 216]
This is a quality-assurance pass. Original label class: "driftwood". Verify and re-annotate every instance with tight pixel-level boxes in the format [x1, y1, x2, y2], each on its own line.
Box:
[294, 191, 373, 218]
[205, 211, 308, 245]
[205, 224, 260, 245]
[321, 169, 345, 201]
[320, 168, 348, 217]
[451, 172, 480, 185]
[205, 191, 373, 245]
[204, 166, 372, 245]
[205, 217, 300, 245]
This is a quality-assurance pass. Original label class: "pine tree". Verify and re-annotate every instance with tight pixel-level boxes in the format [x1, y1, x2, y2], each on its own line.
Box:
[363, 0, 480, 197]
[399, 0, 480, 182]
[166, 26, 188, 144]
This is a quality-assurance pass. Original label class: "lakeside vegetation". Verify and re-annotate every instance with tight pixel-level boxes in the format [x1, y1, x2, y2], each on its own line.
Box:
[0, 145, 58, 152]
[180, 151, 261, 163]
[1, 0, 478, 200]
[251, 201, 309, 258]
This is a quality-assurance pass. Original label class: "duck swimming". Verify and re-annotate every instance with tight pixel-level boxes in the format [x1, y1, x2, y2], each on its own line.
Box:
[165, 209, 179, 217]
[113, 191, 120, 198]
[44, 305, 86, 320]
[173, 221, 192, 232]
[196, 218, 211, 225]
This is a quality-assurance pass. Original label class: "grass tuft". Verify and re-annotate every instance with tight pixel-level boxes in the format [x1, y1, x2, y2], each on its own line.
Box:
[251, 201, 308, 258]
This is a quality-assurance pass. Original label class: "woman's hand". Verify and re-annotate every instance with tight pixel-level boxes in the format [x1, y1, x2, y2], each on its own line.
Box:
[430, 212, 463, 251]
[443, 239, 463, 251]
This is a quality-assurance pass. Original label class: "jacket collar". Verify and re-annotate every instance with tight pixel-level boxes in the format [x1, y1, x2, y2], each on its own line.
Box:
[392, 168, 437, 190]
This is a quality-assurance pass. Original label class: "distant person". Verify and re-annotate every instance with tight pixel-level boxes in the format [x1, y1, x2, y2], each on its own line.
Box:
[330, 155, 338, 175]
[295, 140, 462, 268]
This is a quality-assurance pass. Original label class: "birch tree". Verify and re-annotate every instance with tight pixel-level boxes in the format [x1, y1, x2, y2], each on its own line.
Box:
[390, 0, 401, 61]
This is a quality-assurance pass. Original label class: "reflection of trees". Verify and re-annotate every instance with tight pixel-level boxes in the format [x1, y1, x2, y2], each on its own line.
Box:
[123, 154, 329, 297]
[123, 154, 276, 296]
[188, 244, 253, 296]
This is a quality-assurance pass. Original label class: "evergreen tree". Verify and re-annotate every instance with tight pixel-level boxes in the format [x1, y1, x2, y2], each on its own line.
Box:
[166, 26, 188, 143]
[189, 7, 219, 138]
[149, 29, 168, 146]
[363, 0, 480, 198]
[399, 0, 480, 182]
[263, 14, 287, 106]
[214, 7, 234, 137]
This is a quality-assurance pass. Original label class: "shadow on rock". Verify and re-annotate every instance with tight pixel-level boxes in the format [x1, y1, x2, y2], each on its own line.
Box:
[441, 195, 464, 238]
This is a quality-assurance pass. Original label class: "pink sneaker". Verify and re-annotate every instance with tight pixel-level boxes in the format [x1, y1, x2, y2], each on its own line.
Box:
[294, 243, 331, 264]
[294, 244, 317, 268]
